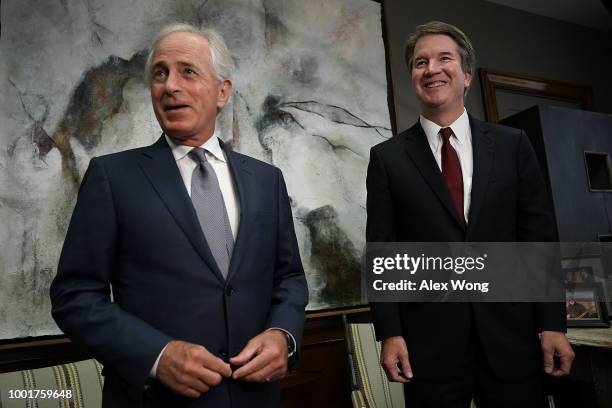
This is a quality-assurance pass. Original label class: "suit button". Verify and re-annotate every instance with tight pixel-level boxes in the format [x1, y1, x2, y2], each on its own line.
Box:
[220, 350, 227, 357]
[225, 286, 235, 296]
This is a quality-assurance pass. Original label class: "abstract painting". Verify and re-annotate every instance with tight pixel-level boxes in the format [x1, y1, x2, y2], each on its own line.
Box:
[0, 0, 391, 339]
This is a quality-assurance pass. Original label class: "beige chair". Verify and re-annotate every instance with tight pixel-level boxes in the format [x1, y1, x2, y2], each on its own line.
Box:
[345, 321, 405, 408]
[0, 359, 103, 408]
[345, 321, 480, 408]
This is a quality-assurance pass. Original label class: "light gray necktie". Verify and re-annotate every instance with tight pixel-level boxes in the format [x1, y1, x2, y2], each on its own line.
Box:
[189, 148, 234, 278]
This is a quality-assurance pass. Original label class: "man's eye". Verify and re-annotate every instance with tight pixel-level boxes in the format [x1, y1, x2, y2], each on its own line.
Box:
[415, 60, 426, 67]
[153, 70, 166, 79]
[184, 67, 195, 75]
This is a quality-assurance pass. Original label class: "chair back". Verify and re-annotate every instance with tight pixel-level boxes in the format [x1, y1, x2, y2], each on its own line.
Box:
[345, 321, 405, 408]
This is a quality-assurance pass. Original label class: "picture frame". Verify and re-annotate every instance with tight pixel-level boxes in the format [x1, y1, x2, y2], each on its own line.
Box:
[562, 257, 612, 318]
[478, 68, 594, 123]
[564, 266, 595, 284]
[598, 235, 612, 279]
[565, 282, 610, 328]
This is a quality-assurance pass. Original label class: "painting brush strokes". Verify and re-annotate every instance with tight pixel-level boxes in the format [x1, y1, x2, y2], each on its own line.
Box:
[0, 0, 391, 339]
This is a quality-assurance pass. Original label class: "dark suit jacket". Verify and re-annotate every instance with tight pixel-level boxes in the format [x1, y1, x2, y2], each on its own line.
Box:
[366, 115, 565, 382]
[50, 136, 308, 407]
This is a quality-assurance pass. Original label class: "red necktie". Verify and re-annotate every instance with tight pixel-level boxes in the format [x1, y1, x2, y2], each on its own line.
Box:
[440, 127, 465, 224]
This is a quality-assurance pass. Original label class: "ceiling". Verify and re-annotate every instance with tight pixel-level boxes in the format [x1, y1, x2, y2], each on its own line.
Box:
[484, 0, 612, 31]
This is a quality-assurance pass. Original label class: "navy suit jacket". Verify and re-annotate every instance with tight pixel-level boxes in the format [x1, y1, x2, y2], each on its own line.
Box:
[51, 136, 308, 407]
[367, 116, 565, 381]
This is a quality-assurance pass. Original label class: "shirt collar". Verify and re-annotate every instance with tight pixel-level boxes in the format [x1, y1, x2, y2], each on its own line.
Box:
[165, 132, 227, 163]
[420, 108, 470, 146]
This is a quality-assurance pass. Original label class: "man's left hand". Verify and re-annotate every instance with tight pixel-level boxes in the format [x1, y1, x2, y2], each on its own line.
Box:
[541, 331, 575, 377]
[230, 329, 288, 382]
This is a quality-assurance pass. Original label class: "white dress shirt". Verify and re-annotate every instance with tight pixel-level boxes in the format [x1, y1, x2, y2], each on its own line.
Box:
[420, 109, 473, 222]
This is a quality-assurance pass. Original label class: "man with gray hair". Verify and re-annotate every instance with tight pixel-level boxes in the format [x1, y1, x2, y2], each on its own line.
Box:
[367, 21, 574, 407]
[51, 23, 308, 407]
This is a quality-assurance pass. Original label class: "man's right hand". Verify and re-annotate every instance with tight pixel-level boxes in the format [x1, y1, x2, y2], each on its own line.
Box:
[381, 336, 413, 383]
[157, 340, 232, 398]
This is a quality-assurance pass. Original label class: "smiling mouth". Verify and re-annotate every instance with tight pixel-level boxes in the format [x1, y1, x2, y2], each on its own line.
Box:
[424, 81, 447, 88]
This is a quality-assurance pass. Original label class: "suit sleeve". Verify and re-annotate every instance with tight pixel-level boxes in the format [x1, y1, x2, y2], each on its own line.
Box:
[516, 132, 566, 332]
[50, 158, 172, 391]
[366, 147, 403, 340]
[264, 169, 309, 350]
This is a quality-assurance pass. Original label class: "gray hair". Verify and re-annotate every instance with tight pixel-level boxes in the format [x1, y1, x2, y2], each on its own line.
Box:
[404, 21, 476, 94]
[144, 23, 234, 84]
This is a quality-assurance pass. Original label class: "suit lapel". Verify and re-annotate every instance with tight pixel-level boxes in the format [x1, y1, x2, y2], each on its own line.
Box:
[403, 123, 466, 230]
[466, 116, 494, 234]
[222, 145, 253, 282]
[138, 136, 225, 283]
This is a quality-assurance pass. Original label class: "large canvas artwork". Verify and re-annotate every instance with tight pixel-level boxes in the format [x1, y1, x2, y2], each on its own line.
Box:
[0, 0, 391, 340]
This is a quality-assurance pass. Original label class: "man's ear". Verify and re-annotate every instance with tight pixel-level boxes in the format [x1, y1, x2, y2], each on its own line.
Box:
[464, 70, 472, 89]
[217, 79, 233, 109]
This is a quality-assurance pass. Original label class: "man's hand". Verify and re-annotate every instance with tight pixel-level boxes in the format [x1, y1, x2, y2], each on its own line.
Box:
[157, 340, 232, 398]
[230, 329, 288, 383]
[381, 336, 413, 383]
[541, 331, 575, 377]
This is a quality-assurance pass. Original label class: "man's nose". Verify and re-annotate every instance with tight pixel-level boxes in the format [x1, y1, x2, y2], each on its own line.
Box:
[425, 61, 441, 75]
[164, 70, 181, 93]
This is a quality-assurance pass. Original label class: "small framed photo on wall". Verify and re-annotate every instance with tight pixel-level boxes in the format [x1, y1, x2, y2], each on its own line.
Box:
[565, 283, 610, 328]
[562, 257, 612, 319]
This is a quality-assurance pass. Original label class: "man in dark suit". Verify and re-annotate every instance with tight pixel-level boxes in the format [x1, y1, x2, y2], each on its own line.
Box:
[50, 23, 308, 408]
[367, 21, 574, 408]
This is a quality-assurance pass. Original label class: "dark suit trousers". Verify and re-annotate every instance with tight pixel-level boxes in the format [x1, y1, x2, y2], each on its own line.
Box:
[403, 310, 546, 408]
